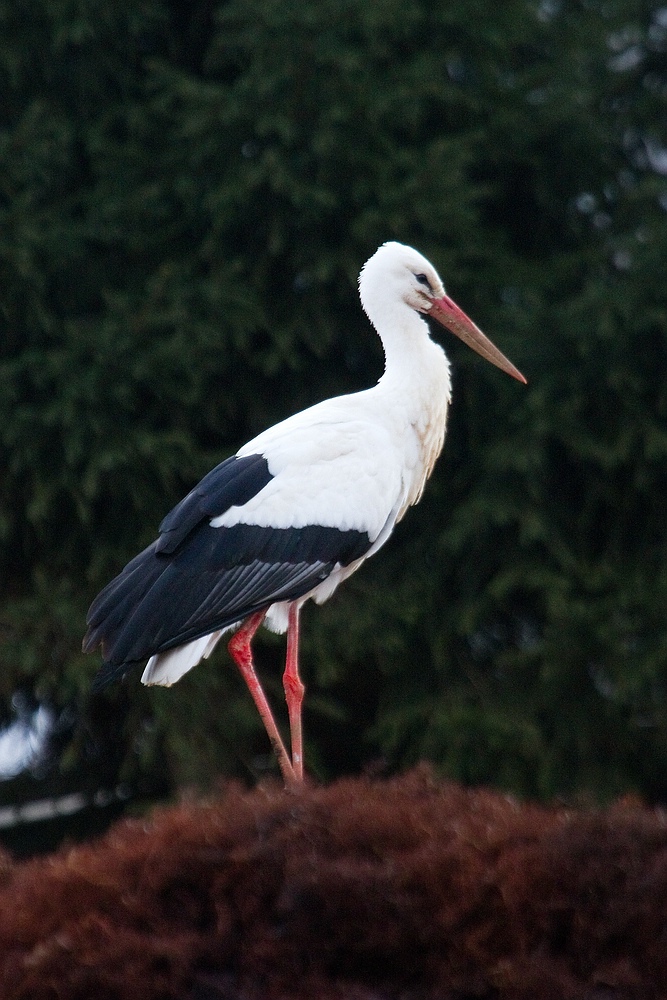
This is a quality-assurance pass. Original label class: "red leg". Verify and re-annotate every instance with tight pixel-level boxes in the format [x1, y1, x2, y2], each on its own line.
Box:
[283, 603, 305, 782]
[228, 611, 297, 787]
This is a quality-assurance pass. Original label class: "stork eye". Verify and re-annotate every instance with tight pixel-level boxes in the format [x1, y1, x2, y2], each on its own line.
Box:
[415, 273, 432, 289]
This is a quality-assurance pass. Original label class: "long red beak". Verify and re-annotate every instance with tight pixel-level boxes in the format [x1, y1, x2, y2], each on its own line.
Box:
[429, 294, 527, 384]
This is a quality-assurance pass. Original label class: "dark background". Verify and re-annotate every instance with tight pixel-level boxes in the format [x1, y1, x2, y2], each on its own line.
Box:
[1, 0, 667, 845]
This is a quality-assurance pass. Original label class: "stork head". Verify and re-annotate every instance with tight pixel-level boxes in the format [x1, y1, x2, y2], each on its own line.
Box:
[359, 241, 526, 384]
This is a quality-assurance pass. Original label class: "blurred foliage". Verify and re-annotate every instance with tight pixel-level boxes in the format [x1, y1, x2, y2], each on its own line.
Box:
[1, 0, 667, 800]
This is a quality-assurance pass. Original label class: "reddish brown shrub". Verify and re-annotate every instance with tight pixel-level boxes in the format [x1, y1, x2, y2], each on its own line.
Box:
[0, 767, 665, 1000]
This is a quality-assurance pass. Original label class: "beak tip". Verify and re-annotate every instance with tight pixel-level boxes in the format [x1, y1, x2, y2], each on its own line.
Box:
[429, 296, 526, 386]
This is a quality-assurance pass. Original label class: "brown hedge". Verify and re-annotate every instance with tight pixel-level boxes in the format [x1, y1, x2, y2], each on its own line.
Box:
[0, 766, 665, 1000]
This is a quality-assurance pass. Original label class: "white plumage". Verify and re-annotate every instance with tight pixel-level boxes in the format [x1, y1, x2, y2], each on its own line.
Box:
[85, 241, 525, 785]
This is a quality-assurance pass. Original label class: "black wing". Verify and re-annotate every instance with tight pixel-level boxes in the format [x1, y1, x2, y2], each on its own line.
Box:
[84, 454, 371, 688]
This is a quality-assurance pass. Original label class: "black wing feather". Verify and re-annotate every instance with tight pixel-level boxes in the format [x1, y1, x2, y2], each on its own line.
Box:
[157, 454, 272, 554]
[85, 454, 372, 688]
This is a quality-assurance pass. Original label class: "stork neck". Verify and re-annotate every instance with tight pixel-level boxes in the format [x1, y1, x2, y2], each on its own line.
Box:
[375, 303, 443, 386]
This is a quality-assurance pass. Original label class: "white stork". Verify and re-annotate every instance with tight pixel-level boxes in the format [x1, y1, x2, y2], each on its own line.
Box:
[84, 242, 525, 786]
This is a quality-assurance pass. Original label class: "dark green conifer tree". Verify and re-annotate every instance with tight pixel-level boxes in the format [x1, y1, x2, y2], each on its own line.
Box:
[1, 0, 666, 799]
